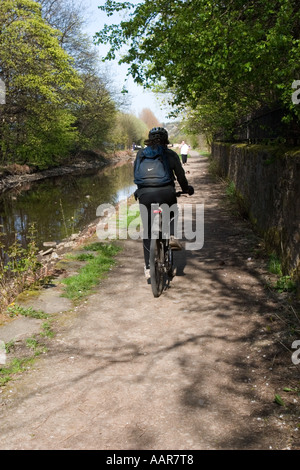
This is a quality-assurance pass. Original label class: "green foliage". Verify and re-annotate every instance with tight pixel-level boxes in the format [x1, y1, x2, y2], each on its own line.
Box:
[0, 0, 83, 167]
[224, 179, 249, 217]
[6, 304, 48, 319]
[38, 0, 127, 154]
[273, 275, 297, 293]
[267, 253, 297, 292]
[0, 357, 35, 386]
[13, 109, 79, 169]
[25, 337, 48, 355]
[274, 394, 286, 406]
[0, 0, 121, 168]
[268, 254, 283, 276]
[67, 253, 95, 261]
[96, 0, 300, 140]
[41, 321, 54, 338]
[74, 73, 117, 151]
[0, 223, 41, 313]
[107, 112, 148, 150]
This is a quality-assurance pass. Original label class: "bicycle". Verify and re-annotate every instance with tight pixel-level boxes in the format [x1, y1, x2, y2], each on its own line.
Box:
[149, 191, 185, 297]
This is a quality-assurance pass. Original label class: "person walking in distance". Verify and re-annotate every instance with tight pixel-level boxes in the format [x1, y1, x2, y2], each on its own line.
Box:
[134, 127, 194, 280]
[180, 141, 189, 165]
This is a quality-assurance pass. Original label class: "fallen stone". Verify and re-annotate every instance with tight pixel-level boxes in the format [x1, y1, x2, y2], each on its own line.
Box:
[43, 241, 57, 248]
[41, 248, 53, 256]
[17, 287, 72, 315]
[0, 316, 43, 344]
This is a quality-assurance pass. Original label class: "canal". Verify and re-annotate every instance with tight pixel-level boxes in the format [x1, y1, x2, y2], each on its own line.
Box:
[0, 162, 135, 250]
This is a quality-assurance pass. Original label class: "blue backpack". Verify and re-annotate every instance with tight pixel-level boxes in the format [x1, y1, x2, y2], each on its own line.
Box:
[134, 145, 173, 187]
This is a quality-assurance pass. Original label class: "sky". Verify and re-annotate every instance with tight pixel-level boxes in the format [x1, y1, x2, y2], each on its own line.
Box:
[83, 0, 174, 123]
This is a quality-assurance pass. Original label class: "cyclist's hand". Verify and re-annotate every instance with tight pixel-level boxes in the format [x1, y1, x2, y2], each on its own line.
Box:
[187, 185, 194, 196]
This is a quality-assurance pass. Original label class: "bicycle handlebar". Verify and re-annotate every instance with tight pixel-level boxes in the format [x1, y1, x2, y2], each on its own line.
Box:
[176, 191, 189, 197]
[177, 185, 194, 197]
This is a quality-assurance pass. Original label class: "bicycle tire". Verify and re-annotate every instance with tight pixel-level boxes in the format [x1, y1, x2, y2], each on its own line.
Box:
[166, 246, 174, 279]
[149, 238, 165, 297]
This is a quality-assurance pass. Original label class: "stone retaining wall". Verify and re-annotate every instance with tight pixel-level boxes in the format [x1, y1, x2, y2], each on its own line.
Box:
[211, 142, 300, 289]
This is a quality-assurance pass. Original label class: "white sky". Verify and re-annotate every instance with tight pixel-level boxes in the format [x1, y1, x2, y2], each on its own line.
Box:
[83, 0, 175, 123]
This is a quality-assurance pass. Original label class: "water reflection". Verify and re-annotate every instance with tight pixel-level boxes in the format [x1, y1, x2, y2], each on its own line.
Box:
[0, 163, 135, 250]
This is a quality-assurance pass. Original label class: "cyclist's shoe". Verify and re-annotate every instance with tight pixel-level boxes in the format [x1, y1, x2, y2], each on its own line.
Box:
[169, 236, 182, 251]
[144, 265, 151, 280]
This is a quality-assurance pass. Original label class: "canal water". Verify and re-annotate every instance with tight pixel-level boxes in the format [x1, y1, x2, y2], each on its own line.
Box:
[0, 162, 136, 250]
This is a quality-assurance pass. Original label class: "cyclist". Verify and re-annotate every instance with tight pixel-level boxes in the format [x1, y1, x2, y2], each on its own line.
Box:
[133, 127, 194, 279]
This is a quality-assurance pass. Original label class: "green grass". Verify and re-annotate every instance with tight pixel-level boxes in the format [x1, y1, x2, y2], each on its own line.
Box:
[0, 242, 121, 387]
[198, 150, 211, 157]
[0, 316, 54, 387]
[5, 304, 49, 319]
[66, 252, 95, 261]
[41, 321, 54, 338]
[0, 357, 35, 386]
[118, 204, 141, 236]
[267, 253, 297, 293]
[226, 180, 237, 200]
[61, 242, 121, 301]
[268, 253, 282, 276]
[26, 337, 48, 356]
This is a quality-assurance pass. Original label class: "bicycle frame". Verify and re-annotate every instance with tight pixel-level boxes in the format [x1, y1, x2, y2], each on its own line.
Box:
[147, 191, 186, 297]
[149, 198, 180, 297]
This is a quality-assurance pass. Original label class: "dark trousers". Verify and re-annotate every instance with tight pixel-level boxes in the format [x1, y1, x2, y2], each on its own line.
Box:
[138, 187, 177, 268]
[181, 154, 188, 164]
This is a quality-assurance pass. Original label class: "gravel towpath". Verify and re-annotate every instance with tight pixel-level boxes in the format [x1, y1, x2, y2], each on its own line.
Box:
[0, 152, 299, 450]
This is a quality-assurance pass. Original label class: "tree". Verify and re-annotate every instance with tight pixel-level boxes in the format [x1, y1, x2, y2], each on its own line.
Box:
[0, 0, 82, 167]
[139, 108, 161, 129]
[74, 73, 117, 151]
[108, 112, 148, 150]
[95, 0, 300, 140]
[39, 0, 123, 152]
[39, 0, 96, 73]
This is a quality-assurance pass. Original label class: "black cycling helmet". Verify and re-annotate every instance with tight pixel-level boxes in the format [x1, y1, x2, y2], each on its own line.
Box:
[146, 127, 169, 145]
[149, 127, 168, 140]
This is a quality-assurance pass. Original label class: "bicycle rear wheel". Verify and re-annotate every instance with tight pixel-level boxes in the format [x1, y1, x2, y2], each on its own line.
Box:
[166, 245, 175, 279]
[149, 238, 165, 297]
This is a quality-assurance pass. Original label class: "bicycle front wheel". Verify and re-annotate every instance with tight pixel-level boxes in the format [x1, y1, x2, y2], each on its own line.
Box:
[149, 238, 165, 297]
